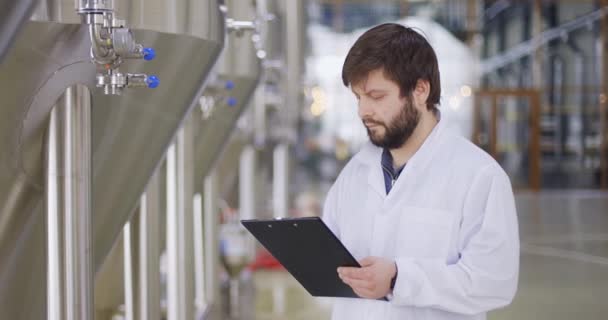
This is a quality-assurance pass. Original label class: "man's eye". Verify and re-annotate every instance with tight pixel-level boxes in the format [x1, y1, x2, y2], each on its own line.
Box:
[371, 95, 385, 100]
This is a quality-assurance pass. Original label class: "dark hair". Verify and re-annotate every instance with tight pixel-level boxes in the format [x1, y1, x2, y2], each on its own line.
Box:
[342, 23, 441, 110]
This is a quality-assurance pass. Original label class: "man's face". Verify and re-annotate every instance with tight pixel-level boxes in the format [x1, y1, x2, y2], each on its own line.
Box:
[352, 69, 421, 149]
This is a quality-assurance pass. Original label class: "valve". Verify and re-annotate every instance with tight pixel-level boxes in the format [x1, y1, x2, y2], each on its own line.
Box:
[226, 97, 238, 107]
[96, 72, 160, 95]
[143, 47, 156, 61]
[146, 75, 160, 88]
[77, 1, 159, 95]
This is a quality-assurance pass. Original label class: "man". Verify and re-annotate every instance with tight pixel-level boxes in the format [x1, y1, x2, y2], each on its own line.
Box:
[322, 23, 519, 320]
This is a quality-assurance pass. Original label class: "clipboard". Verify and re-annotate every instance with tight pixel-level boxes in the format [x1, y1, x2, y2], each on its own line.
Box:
[241, 216, 362, 299]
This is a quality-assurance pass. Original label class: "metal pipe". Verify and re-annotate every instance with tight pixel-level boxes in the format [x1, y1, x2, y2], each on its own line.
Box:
[254, 74, 267, 146]
[273, 144, 289, 218]
[193, 193, 206, 315]
[240, 146, 257, 261]
[203, 173, 220, 305]
[239, 146, 256, 221]
[567, 39, 587, 166]
[253, 0, 269, 147]
[600, 0, 608, 189]
[166, 142, 177, 318]
[484, 0, 511, 21]
[46, 84, 93, 320]
[76, 0, 159, 95]
[88, 23, 114, 64]
[75, 0, 112, 13]
[482, 6, 608, 74]
[552, 56, 564, 165]
[124, 172, 161, 320]
[166, 122, 195, 320]
[166, 143, 179, 320]
[124, 221, 135, 320]
[284, 0, 304, 142]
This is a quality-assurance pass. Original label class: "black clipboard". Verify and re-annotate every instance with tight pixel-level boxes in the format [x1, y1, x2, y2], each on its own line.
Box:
[241, 216, 362, 299]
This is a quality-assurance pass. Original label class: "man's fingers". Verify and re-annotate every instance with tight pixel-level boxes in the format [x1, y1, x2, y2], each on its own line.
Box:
[341, 276, 380, 299]
[340, 275, 375, 291]
[338, 267, 371, 280]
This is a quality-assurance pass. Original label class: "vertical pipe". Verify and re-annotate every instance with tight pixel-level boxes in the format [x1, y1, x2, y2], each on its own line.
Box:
[530, 92, 542, 190]
[553, 57, 564, 164]
[166, 144, 178, 320]
[273, 144, 289, 218]
[567, 43, 585, 166]
[254, 0, 268, 147]
[193, 193, 206, 314]
[124, 222, 134, 320]
[124, 172, 161, 320]
[274, 0, 303, 220]
[204, 173, 220, 305]
[532, 0, 544, 89]
[240, 145, 257, 262]
[601, 0, 608, 188]
[239, 146, 256, 221]
[46, 84, 92, 320]
[254, 74, 267, 147]
[285, 0, 304, 142]
[602, 95, 608, 188]
[166, 122, 195, 320]
[141, 175, 162, 320]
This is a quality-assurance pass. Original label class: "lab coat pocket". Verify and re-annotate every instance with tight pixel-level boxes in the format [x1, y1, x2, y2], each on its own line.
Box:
[395, 206, 453, 260]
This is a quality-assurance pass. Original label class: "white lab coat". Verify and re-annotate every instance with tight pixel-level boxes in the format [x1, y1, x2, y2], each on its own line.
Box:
[322, 118, 519, 320]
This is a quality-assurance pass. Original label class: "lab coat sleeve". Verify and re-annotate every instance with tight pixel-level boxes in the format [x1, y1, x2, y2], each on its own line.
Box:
[390, 164, 520, 315]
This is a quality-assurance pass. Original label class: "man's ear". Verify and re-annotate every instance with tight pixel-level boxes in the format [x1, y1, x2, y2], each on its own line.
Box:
[412, 79, 430, 109]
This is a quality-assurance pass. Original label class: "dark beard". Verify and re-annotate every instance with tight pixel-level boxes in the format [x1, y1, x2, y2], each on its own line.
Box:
[364, 98, 421, 149]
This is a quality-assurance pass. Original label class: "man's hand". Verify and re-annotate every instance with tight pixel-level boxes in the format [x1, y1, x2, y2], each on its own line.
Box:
[337, 256, 397, 299]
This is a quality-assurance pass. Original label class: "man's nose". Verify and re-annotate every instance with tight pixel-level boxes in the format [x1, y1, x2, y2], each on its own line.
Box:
[358, 99, 374, 119]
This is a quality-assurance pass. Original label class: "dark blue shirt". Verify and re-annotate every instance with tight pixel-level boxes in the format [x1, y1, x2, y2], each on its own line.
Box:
[381, 148, 405, 194]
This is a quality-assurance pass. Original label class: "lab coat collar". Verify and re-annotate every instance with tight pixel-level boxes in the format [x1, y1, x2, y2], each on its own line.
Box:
[359, 114, 447, 199]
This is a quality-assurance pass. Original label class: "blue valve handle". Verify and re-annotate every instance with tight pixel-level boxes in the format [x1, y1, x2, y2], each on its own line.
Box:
[226, 97, 237, 106]
[147, 75, 160, 88]
[225, 80, 235, 90]
[143, 47, 156, 61]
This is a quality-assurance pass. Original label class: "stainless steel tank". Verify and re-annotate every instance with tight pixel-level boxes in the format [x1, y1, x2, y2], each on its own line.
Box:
[91, 7, 263, 315]
[191, 2, 262, 314]
[193, 0, 262, 193]
[0, 1, 225, 318]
